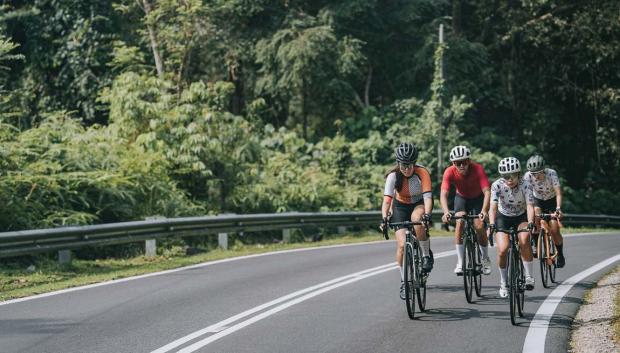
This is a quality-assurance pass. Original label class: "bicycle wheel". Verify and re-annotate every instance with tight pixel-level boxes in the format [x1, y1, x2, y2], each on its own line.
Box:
[473, 237, 483, 297]
[403, 243, 416, 319]
[539, 229, 549, 288]
[509, 248, 518, 325]
[415, 244, 427, 311]
[463, 236, 474, 303]
[549, 239, 557, 283]
[517, 256, 525, 317]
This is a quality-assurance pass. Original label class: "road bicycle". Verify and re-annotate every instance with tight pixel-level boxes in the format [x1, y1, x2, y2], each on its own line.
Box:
[493, 227, 531, 325]
[451, 213, 483, 303]
[537, 213, 559, 288]
[384, 220, 430, 319]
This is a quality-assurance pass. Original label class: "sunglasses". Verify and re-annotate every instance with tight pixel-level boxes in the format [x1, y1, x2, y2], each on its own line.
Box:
[531, 170, 544, 175]
[399, 163, 414, 170]
[453, 160, 469, 167]
[502, 172, 520, 181]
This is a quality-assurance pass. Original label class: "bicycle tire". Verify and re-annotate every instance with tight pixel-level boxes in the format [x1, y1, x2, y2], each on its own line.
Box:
[463, 235, 474, 303]
[403, 243, 416, 319]
[539, 229, 550, 288]
[415, 243, 427, 311]
[473, 230, 483, 297]
[517, 257, 525, 317]
[509, 247, 518, 325]
[549, 239, 557, 283]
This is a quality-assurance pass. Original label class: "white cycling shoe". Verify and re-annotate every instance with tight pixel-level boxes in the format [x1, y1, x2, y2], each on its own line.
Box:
[482, 257, 492, 275]
[454, 263, 463, 275]
[525, 276, 535, 290]
[499, 284, 508, 298]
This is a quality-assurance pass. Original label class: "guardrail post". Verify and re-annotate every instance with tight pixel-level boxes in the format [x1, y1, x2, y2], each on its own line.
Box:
[218, 233, 228, 250]
[282, 229, 291, 243]
[145, 239, 156, 257]
[337, 226, 346, 234]
[58, 250, 71, 265]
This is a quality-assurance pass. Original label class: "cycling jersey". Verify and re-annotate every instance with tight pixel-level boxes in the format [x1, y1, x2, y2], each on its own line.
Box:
[523, 168, 560, 201]
[491, 178, 535, 217]
[441, 162, 490, 198]
[384, 165, 432, 204]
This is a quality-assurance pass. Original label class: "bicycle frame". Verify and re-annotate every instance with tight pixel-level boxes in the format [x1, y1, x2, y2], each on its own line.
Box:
[496, 227, 530, 325]
[537, 213, 559, 287]
[388, 220, 430, 319]
[452, 214, 483, 302]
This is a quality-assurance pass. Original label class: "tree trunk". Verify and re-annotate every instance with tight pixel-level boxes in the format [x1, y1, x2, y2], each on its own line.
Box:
[364, 65, 372, 107]
[142, 0, 164, 79]
[452, 0, 462, 37]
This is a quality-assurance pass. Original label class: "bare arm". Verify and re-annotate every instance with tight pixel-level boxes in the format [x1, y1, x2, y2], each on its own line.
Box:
[381, 196, 393, 219]
[440, 190, 450, 216]
[480, 187, 491, 219]
[489, 201, 497, 225]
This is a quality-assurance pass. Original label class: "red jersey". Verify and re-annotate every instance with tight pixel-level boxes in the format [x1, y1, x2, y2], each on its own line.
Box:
[441, 162, 490, 198]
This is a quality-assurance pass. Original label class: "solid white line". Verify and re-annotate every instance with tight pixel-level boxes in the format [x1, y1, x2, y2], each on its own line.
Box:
[0, 240, 387, 307]
[522, 253, 620, 353]
[177, 266, 397, 353]
[152, 250, 456, 353]
[149, 263, 395, 353]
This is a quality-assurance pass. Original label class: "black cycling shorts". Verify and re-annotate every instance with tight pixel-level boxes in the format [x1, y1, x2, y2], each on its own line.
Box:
[533, 196, 557, 213]
[454, 194, 484, 215]
[391, 198, 424, 230]
[496, 212, 527, 232]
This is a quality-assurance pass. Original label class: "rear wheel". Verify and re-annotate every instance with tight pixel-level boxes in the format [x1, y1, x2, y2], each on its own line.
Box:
[517, 257, 525, 317]
[415, 244, 427, 311]
[549, 239, 557, 283]
[463, 235, 474, 303]
[403, 243, 416, 319]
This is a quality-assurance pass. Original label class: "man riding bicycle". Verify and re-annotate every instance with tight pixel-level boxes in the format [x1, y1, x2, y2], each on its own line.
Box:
[524, 155, 566, 268]
[440, 145, 492, 276]
[488, 157, 536, 298]
[381, 142, 434, 300]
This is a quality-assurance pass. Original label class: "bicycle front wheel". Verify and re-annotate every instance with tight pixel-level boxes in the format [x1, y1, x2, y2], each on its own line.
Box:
[509, 248, 518, 325]
[539, 229, 549, 288]
[549, 239, 557, 283]
[474, 239, 483, 297]
[415, 244, 427, 311]
[517, 258, 525, 317]
[403, 243, 416, 319]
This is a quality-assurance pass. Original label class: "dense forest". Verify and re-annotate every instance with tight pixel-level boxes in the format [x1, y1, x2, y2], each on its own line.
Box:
[0, 0, 619, 231]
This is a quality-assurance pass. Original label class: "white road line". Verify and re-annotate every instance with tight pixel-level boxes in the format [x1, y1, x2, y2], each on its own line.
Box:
[152, 250, 456, 353]
[149, 263, 395, 353]
[522, 253, 620, 353]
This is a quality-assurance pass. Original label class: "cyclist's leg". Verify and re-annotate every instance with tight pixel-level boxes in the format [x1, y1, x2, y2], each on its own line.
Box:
[411, 203, 432, 271]
[495, 231, 510, 296]
[549, 219, 565, 267]
[453, 195, 467, 273]
[517, 219, 535, 288]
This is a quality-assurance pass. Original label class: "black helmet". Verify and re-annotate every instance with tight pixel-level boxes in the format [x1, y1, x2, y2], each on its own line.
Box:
[395, 142, 418, 163]
[526, 155, 545, 172]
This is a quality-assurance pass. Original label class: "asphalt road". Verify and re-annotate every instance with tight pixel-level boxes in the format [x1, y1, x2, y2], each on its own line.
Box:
[1, 231, 619, 353]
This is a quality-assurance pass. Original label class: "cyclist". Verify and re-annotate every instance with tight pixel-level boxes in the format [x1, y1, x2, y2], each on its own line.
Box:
[524, 155, 565, 268]
[381, 142, 434, 300]
[440, 145, 492, 276]
[488, 157, 536, 298]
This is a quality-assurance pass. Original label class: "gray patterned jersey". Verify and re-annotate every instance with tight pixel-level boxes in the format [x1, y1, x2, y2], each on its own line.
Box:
[523, 168, 560, 201]
[491, 177, 535, 217]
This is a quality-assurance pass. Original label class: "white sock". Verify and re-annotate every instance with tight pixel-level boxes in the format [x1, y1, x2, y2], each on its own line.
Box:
[500, 267, 508, 285]
[481, 245, 489, 259]
[419, 240, 430, 257]
[456, 244, 464, 265]
[523, 261, 533, 278]
[399, 264, 404, 281]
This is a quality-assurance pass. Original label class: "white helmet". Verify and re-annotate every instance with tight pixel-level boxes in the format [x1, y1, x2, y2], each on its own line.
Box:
[449, 145, 471, 162]
[526, 155, 545, 172]
[498, 157, 521, 174]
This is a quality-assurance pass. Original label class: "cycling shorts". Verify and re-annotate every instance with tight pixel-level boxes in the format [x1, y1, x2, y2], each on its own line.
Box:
[533, 196, 557, 213]
[454, 194, 484, 215]
[391, 198, 424, 230]
[496, 212, 527, 232]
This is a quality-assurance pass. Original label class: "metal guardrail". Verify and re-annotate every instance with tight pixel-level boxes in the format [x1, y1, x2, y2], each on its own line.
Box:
[0, 211, 618, 259]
